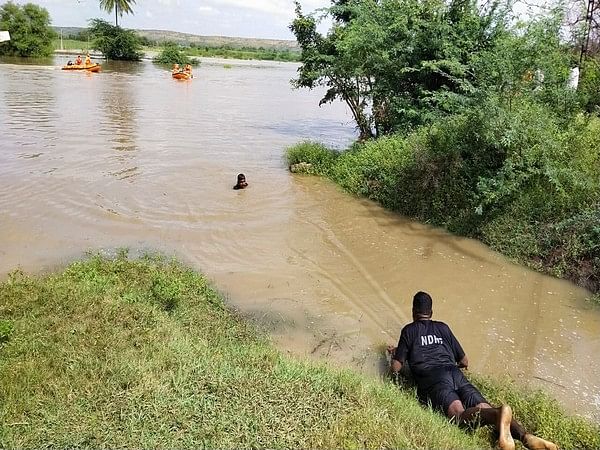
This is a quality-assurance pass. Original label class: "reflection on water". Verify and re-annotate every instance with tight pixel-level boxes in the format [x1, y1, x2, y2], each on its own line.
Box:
[0, 57, 599, 422]
[102, 77, 138, 153]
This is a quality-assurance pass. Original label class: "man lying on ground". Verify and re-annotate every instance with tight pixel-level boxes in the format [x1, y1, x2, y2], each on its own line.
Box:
[387, 291, 558, 450]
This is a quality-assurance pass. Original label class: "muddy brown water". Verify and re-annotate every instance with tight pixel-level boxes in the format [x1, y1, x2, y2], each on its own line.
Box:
[1, 58, 599, 422]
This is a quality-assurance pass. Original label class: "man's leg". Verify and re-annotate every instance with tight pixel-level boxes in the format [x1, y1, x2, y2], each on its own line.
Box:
[520, 433, 558, 450]
[447, 400, 515, 450]
[454, 369, 557, 450]
[464, 402, 557, 450]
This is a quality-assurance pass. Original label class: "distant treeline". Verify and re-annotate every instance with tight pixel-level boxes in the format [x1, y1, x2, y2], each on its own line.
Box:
[185, 44, 300, 62]
[56, 29, 301, 61]
[54, 26, 299, 52]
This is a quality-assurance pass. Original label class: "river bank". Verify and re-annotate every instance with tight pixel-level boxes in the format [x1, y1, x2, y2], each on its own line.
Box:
[286, 135, 600, 303]
[2, 58, 598, 422]
[0, 253, 597, 448]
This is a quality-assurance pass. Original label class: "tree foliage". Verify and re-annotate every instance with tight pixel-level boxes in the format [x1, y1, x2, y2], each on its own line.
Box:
[288, 0, 600, 294]
[152, 43, 199, 66]
[0, 1, 56, 57]
[290, 0, 507, 139]
[99, 0, 136, 27]
[88, 18, 142, 61]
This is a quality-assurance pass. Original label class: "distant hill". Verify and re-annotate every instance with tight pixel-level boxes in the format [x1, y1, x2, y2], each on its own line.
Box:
[53, 27, 299, 51]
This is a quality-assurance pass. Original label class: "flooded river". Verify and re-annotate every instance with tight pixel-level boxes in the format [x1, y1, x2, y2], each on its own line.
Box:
[1, 58, 599, 421]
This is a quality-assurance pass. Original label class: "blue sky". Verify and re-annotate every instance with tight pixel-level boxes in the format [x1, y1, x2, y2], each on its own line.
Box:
[14, 0, 331, 39]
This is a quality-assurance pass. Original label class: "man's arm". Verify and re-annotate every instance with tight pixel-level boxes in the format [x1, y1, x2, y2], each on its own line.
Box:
[444, 323, 467, 367]
[386, 345, 403, 374]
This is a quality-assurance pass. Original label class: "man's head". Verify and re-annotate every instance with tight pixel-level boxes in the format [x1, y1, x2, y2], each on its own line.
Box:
[237, 173, 247, 185]
[412, 291, 433, 320]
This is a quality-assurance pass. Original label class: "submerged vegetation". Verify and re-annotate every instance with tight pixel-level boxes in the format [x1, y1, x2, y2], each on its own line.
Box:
[88, 18, 142, 61]
[0, 253, 598, 448]
[289, 0, 600, 294]
[152, 42, 199, 66]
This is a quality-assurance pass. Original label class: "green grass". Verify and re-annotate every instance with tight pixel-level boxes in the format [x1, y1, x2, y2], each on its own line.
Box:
[475, 375, 600, 449]
[0, 253, 598, 448]
[52, 39, 91, 51]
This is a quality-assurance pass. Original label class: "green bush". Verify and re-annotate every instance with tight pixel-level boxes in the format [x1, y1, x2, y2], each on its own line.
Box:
[542, 205, 600, 288]
[88, 18, 142, 61]
[0, 1, 56, 57]
[579, 58, 600, 113]
[153, 43, 199, 66]
[285, 141, 337, 175]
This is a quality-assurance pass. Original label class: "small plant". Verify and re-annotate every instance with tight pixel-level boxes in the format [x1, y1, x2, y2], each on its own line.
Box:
[150, 273, 181, 312]
[0, 319, 14, 344]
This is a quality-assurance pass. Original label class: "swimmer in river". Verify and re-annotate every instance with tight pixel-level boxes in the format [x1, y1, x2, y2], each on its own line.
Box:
[387, 291, 558, 450]
[233, 173, 248, 190]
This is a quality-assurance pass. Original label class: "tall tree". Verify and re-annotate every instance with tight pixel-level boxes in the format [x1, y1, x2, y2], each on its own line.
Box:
[99, 0, 136, 27]
[0, 1, 56, 57]
[291, 0, 504, 138]
[89, 18, 142, 60]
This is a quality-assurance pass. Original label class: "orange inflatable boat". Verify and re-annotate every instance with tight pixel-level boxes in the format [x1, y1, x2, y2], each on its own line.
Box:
[172, 71, 192, 80]
[62, 63, 101, 73]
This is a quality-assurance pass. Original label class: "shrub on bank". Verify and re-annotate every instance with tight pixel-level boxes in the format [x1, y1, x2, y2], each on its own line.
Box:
[286, 101, 600, 293]
[286, 141, 337, 175]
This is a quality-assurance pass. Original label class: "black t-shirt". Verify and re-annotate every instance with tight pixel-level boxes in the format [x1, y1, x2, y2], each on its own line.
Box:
[393, 320, 465, 379]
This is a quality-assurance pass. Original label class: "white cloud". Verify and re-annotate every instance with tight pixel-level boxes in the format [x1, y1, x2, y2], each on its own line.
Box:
[197, 5, 219, 15]
[16, 0, 333, 39]
[206, 0, 292, 19]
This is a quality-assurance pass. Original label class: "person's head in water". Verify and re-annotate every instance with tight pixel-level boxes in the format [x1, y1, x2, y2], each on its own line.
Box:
[412, 291, 433, 320]
[234, 173, 248, 190]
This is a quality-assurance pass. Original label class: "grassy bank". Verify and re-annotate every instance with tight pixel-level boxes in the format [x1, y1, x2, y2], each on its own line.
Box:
[1, 253, 598, 448]
[52, 38, 91, 52]
[286, 105, 600, 299]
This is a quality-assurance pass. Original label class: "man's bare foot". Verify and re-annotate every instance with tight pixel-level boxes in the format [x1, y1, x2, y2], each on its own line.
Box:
[523, 433, 558, 450]
[498, 405, 515, 450]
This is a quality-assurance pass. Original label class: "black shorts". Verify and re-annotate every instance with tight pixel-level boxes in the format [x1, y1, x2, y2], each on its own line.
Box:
[416, 366, 487, 414]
